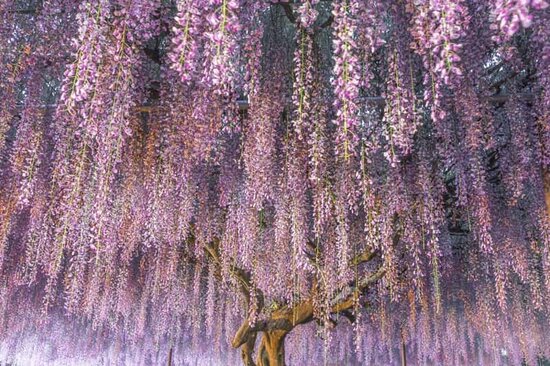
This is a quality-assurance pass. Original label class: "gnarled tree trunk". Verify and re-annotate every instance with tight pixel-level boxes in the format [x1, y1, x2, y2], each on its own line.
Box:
[256, 330, 287, 366]
[231, 264, 386, 366]
[204, 238, 385, 366]
[241, 332, 257, 366]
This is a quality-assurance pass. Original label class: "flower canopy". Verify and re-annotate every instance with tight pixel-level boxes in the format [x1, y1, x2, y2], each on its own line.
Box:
[0, 0, 549, 365]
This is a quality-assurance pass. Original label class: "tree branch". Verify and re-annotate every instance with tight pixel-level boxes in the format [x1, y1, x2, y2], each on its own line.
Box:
[13, 93, 534, 117]
[199, 223, 381, 358]
[274, 2, 296, 24]
[331, 265, 386, 314]
[202, 239, 265, 351]
[317, 14, 333, 29]
[232, 319, 254, 348]
[243, 256, 385, 337]
[203, 240, 256, 303]
[350, 248, 377, 266]
[241, 333, 257, 366]
[3, 8, 39, 14]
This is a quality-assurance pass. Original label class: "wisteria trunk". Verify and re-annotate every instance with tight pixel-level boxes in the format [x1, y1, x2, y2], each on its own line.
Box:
[241, 333, 257, 366]
[256, 330, 287, 366]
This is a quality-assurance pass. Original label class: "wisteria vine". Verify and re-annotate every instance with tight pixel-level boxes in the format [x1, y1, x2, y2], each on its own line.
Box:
[0, 1, 548, 365]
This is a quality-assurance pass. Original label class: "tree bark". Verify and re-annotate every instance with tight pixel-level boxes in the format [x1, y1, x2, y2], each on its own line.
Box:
[400, 331, 407, 366]
[211, 236, 385, 366]
[233, 260, 385, 366]
[256, 331, 287, 366]
[241, 332, 257, 366]
[167, 347, 173, 366]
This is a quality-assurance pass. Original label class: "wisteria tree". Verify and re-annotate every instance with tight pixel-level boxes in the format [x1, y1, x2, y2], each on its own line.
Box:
[0, 0, 549, 365]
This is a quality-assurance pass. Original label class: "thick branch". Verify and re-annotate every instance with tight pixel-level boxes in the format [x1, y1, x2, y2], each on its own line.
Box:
[241, 332, 257, 366]
[199, 219, 382, 359]
[233, 315, 257, 348]
[202, 239, 265, 351]
[203, 240, 255, 302]
[237, 297, 315, 336]
[229, 241, 384, 366]
[350, 248, 377, 266]
[331, 266, 386, 314]
[275, 2, 296, 23]
[248, 261, 385, 335]
[317, 14, 334, 29]
[231, 301, 312, 348]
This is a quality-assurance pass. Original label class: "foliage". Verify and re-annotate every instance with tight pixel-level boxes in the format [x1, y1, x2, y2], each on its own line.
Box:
[0, 0, 549, 365]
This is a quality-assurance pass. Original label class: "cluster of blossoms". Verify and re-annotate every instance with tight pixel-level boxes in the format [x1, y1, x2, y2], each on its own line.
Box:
[492, 0, 549, 40]
[243, 65, 284, 210]
[332, 0, 361, 161]
[9, 76, 44, 210]
[428, 0, 468, 86]
[296, 0, 320, 28]
[59, 0, 110, 118]
[0, 1, 549, 365]
[169, 0, 242, 93]
[409, 0, 469, 137]
[203, 0, 242, 90]
[168, 0, 203, 84]
[0, 39, 32, 154]
[382, 4, 418, 165]
[292, 27, 315, 139]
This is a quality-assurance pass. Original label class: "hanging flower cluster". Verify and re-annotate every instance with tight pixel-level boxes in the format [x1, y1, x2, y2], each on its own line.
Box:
[169, 0, 242, 94]
[168, 0, 203, 84]
[383, 4, 418, 165]
[60, 0, 110, 117]
[204, 0, 242, 90]
[409, 0, 468, 142]
[429, 0, 468, 86]
[0, 1, 548, 365]
[492, 0, 549, 39]
[243, 63, 284, 209]
[292, 27, 314, 139]
[332, 0, 361, 161]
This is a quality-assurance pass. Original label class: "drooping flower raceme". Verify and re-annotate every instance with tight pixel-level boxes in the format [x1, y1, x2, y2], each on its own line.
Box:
[0, 2, 549, 365]
[492, 0, 549, 40]
[332, 0, 361, 161]
[168, 0, 203, 84]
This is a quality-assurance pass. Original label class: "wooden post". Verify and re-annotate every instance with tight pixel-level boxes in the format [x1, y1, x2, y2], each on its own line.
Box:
[400, 330, 407, 366]
[167, 347, 173, 366]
